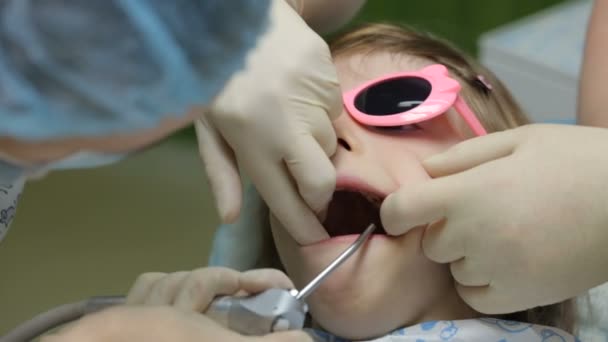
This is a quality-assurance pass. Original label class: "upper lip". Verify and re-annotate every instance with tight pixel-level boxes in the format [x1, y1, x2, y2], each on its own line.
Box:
[334, 174, 389, 199]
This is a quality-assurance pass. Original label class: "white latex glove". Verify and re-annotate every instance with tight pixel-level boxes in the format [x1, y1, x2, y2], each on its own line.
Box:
[380, 124, 608, 314]
[126, 267, 294, 310]
[40, 306, 309, 342]
[41, 268, 308, 342]
[196, 0, 340, 244]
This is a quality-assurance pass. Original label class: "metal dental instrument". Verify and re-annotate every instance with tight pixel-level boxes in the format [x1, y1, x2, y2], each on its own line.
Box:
[1, 224, 377, 341]
[295, 222, 376, 300]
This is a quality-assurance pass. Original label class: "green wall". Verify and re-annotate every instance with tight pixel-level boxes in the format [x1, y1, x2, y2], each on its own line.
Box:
[342, 0, 567, 54]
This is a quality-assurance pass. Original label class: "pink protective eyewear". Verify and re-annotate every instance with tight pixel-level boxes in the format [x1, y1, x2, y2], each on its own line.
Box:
[343, 64, 487, 136]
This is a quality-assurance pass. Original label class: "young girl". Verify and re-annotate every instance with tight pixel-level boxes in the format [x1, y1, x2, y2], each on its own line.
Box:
[129, 24, 578, 341]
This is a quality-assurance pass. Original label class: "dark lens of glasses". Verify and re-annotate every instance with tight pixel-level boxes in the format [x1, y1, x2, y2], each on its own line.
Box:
[354, 77, 431, 116]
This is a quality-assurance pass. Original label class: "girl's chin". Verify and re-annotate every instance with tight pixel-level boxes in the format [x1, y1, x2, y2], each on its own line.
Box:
[307, 297, 407, 341]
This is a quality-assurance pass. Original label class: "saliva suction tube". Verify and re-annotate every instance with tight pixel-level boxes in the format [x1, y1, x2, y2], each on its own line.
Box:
[1, 224, 376, 342]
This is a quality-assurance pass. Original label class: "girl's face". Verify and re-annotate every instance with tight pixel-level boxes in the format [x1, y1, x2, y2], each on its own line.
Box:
[270, 52, 478, 340]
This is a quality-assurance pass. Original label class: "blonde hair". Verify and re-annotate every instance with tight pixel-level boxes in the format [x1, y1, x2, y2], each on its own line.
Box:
[328, 23, 575, 332]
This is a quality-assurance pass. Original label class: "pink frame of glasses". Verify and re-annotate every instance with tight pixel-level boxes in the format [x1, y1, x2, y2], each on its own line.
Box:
[343, 64, 487, 136]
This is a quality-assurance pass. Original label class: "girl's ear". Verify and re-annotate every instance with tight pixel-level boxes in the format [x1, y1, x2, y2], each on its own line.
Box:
[208, 182, 271, 271]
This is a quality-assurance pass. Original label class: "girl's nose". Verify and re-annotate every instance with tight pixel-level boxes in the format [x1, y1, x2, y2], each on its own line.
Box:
[332, 111, 361, 155]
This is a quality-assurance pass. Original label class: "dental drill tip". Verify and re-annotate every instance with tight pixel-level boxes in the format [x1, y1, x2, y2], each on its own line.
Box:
[295, 224, 376, 300]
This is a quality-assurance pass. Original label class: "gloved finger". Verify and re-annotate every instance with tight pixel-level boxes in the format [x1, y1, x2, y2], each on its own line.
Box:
[251, 330, 314, 342]
[126, 272, 167, 304]
[195, 117, 243, 223]
[455, 284, 514, 315]
[423, 128, 521, 178]
[450, 258, 491, 287]
[315, 51, 343, 123]
[306, 106, 338, 157]
[325, 78, 344, 122]
[239, 269, 295, 293]
[241, 151, 329, 244]
[174, 267, 241, 312]
[422, 219, 466, 264]
[284, 134, 336, 213]
[380, 178, 459, 236]
[145, 272, 191, 305]
[292, 36, 342, 123]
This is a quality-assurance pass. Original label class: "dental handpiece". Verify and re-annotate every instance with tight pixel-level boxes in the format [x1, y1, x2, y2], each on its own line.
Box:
[1, 224, 376, 341]
[205, 223, 377, 334]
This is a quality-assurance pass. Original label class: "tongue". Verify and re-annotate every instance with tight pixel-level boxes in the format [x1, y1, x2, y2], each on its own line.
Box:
[323, 191, 385, 237]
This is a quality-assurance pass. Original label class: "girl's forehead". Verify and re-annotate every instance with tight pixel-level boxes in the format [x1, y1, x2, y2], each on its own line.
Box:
[334, 52, 432, 91]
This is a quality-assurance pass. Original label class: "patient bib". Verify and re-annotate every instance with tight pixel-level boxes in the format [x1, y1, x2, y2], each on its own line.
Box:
[307, 318, 578, 341]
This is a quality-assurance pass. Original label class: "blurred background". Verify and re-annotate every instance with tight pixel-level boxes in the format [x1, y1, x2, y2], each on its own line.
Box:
[0, 0, 576, 334]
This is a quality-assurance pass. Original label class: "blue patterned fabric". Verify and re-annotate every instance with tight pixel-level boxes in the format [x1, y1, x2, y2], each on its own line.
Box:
[0, 178, 24, 242]
[306, 319, 578, 342]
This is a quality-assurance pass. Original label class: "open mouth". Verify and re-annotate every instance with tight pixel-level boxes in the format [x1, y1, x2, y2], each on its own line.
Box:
[322, 189, 388, 237]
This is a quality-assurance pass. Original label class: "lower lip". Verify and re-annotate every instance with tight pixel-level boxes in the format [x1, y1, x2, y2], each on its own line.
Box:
[307, 233, 390, 247]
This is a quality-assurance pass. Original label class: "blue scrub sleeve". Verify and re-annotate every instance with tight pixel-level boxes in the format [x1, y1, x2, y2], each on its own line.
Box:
[0, 0, 270, 140]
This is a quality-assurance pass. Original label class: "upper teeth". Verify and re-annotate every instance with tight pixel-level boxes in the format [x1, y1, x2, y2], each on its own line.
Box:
[359, 191, 382, 206]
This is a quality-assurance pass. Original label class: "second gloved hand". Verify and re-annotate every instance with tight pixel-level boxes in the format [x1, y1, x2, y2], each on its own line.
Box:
[41, 268, 308, 342]
[380, 124, 608, 314]
[126, 267, 295, 311]
[196, 0, 341, 244]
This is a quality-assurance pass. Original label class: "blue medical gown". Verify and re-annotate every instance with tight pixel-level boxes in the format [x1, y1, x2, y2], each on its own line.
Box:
[0, 0, 270, 140]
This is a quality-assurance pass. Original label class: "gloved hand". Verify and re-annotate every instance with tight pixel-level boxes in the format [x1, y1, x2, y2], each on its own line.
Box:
[380, 124, 608, 314]
[40, 306, 310, 342]
[126, 267, 294, 310]
[41, 268, 308, 342]
[196, 0, 341, 244]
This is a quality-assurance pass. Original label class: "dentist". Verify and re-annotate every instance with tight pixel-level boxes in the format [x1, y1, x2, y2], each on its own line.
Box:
[0, 0, 364, 341]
